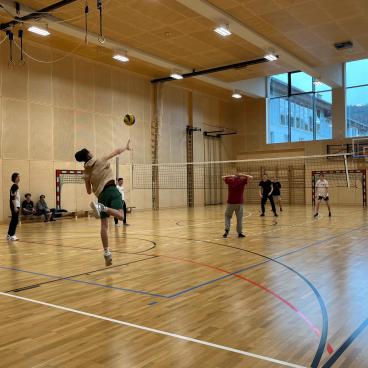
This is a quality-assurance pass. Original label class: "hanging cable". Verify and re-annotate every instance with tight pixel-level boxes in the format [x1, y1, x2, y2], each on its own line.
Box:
[97, 0, 105, 44]
[14, 38, 84, 64]
[84, 0, 89, 44]
[6, 30, 15, 67]
[18, 28, 25, 66]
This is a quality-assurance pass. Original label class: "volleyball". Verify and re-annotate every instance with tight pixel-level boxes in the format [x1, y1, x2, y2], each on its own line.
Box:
[124, 114, 135, 126]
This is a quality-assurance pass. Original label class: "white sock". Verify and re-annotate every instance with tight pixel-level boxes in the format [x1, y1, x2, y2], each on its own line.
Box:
[104, 249, 111, 256]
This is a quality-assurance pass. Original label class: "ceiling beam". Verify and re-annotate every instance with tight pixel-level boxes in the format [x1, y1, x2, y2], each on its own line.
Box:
[176, 0, 342, 88]
[0, 0, 240, 95]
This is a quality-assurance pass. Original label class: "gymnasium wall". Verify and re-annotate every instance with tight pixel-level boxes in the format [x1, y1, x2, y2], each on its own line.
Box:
[0, 41, 237, 222]
[232, 88, 366, 205]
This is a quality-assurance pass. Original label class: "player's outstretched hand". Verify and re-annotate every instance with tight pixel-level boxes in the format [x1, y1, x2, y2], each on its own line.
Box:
[126, 139, 131, 151]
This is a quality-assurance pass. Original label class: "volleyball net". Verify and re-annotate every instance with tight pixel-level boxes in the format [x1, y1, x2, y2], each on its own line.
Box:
[132, 153, 367, 206]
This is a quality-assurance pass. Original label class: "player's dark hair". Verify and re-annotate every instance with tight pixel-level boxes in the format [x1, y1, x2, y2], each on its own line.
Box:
[118, 178, 123, 181]
[11, 172, 19, 183]
[24, 193, 31, 198]
[75, 148, 90, 163]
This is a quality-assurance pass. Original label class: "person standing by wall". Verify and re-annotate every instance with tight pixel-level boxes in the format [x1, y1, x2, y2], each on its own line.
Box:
[7, 173, 21, 241]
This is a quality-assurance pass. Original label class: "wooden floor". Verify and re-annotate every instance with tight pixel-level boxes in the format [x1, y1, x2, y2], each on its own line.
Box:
[0, 204, 367, 368]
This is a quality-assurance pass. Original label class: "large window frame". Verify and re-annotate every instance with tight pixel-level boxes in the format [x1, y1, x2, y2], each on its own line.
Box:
[267, 71, 332, 144]
[345, 58, 368, 138]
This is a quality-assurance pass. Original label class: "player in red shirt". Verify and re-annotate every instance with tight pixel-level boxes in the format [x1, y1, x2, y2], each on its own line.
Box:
[222, 171, 253, 238]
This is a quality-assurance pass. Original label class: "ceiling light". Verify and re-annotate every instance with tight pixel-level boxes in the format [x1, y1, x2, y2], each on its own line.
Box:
[170, 73, 183, 80]
[28, 26, 50, 37]
[113, 53, 129, 63]
[313, 79, 323, 86]
[214, 24, 231, 37]
[264, 52, 278, 61]
[232, 91, 242, 99]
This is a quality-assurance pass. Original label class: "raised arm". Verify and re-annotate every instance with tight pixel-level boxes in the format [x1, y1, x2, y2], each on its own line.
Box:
[238, 173, 253, 179]
[222, 175, 235, 180]
[84, 176, 92, 195]
[103, 139, 131, 161]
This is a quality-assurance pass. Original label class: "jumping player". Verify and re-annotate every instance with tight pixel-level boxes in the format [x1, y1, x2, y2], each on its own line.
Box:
[75, 139, 131, 266]
[223, 170, 253, 238]
[314, 173, 331, 218]
[259, 174, 278, 217]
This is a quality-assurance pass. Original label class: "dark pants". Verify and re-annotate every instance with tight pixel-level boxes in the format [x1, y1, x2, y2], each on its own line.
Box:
[114, 201, 127, 224]
[38, 209, 55, 221]
[8, 209, 19, 236]
[261, 195, 277, 215]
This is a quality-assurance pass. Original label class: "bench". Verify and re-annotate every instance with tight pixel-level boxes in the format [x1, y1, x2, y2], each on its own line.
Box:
[126, 206, 136, 213]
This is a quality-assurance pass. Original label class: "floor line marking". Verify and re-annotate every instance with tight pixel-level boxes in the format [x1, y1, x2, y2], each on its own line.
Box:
[0, 291, 306, 368]
[0, 265, 167, 298]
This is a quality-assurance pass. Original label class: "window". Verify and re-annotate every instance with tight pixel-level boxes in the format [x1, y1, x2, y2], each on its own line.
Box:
[267, 72, 332, 143]
[346, 59, 368, 138]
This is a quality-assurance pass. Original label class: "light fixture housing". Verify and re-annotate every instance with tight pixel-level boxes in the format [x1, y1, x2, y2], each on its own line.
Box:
[28, 26, 50, 37]
[264, 52, 278, 61]
[170, 73, 183, 80]
[214, 24, 232, 37]
[113, 52, 129, 63]
[232, 91, 242, 99]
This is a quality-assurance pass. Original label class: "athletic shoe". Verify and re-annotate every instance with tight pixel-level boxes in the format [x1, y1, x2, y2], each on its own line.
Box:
[9, 236, 19, 241]
[260, 213, 265, 217]
[238, 233, 245, 238]
[90, 202, 107, 219]
[115, 223, 121, 227]
[104, 253, 112, 266]
[314, 213, 319, 218]
[6, 235, 10, 240]
[223, 230, 229, 238]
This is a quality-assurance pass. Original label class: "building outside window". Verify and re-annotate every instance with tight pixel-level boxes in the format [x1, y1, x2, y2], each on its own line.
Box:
[267, 72, 332, 144]
[346, 58, 368, 138]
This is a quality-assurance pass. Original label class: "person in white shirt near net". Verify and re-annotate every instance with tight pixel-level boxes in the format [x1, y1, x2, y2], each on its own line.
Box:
[314, 173, 331, 218]
[115, 177, 127, 226]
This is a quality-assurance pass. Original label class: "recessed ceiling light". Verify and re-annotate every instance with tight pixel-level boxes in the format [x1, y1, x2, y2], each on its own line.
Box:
[170, 73, 183, 80]
[214, 25, 231, 37]
[264, 52, 278, 61]
[232, 91, 242, 99]
[113, 53, 129, 63]
[313, 80, 323, 86]
[28, 26, 50, 36]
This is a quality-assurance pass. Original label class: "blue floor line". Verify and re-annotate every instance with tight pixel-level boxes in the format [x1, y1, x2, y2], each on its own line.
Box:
[0, 265, 168, 299]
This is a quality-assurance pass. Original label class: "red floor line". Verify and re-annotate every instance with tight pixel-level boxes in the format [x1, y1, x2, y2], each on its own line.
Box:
[153, 252, 334, 355]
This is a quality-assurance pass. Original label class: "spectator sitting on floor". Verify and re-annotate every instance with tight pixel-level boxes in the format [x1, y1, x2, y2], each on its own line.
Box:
[22, 193, 36, 216]
[36, 195, 56, 222]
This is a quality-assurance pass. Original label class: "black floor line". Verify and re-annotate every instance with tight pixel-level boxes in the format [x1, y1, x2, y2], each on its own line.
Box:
[4, 256, 158, 293]
[321, 318, 368, 368]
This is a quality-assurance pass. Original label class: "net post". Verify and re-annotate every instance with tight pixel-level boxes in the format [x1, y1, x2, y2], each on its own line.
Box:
[363, 170, 367, 207]
[115, 156, 119, 181]
[151, 83, 161, 210]
[344, 154, 350, 188]
[312, 171, 316, 207]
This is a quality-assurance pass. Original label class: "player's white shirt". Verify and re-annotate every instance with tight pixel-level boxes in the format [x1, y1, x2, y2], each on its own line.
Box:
[117, 184, 125, 201]
[316, 179, 329, 197]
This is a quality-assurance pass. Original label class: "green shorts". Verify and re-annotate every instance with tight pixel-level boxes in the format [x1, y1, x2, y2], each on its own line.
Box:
[98, 186, 123, 219]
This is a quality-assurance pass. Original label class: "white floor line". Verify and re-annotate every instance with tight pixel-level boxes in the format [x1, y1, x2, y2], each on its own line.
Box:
[0, 292, 305, 368]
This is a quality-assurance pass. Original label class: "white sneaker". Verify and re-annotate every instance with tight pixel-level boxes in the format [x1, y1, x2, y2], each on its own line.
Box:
[9, 236, 19, 241]
[6, 235, 10, 240]
[90, 202, 107, 219]
[115, 223, 121, 227]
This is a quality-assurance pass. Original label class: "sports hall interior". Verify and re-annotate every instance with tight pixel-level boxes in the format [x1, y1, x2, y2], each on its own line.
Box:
[0, 1, 367, 368]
